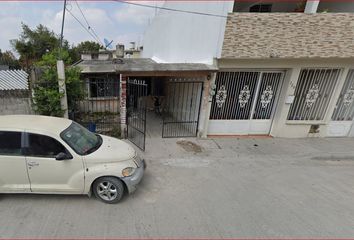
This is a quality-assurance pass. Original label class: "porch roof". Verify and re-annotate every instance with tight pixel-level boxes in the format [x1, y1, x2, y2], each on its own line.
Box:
[75, 58, 218, 74]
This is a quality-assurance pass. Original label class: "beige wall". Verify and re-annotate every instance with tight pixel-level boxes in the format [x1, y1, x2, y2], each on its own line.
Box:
[222, 13, 354, 59]
[215, 58, 354, 138]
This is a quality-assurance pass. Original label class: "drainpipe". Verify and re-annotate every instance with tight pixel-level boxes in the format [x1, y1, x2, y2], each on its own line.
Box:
[304, 0, 320, 13]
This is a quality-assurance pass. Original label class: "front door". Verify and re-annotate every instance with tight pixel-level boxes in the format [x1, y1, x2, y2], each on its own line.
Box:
[328, 69, 354, 137]
[209, 71, 284, 135]
[24, 132, 84, 193]
[0, 131, 30, 192]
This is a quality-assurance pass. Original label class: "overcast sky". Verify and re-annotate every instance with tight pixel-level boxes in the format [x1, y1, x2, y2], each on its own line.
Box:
[0, 1, 163, 53]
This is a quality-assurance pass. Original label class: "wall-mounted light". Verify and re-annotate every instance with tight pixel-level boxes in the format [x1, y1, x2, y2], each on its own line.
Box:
[209, 83, 216, 97]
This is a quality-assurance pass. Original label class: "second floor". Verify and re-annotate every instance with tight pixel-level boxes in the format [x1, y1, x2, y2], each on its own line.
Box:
[142, 0, 354, 63]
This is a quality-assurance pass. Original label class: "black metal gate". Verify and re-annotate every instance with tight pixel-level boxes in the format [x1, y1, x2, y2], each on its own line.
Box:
[162, 81, 203, 138]
[127, 79, 147, 150]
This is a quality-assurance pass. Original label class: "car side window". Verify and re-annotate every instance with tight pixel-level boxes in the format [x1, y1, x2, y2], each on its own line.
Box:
[27, 133, 67, 158]
[0, 131, 22, 156]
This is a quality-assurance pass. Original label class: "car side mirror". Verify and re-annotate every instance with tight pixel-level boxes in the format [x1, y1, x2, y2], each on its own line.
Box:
[55, 152, 72, 161]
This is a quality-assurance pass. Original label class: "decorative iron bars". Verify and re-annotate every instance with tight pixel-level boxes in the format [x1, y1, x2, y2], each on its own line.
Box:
[210, 71, 283, 120]
[162, 80, 203, 138]
[287, 68, 341, 121]
[70, 75, 120, 137]
[332, 69, 354, 121]
[252, 72, 282, 120]
[127, 79, 147, 151]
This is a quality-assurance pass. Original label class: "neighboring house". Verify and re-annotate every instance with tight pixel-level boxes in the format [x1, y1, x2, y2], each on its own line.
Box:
[76, 47, 216, 150]
[142, 0, 354, 138]
[0, 69, 32, 115]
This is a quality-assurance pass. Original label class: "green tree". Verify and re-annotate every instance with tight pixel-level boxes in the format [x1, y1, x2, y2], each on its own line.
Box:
[33, 49, 84, 117]
[69, 41, 103, 63]
[10, 24, 69, 70]
[0, 49, 20, 69]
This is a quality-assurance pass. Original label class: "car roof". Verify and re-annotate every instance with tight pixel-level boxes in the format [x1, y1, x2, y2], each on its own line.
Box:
[0, 115, 72, 135]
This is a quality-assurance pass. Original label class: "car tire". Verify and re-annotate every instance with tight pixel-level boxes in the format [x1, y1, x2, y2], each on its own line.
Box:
[93, 177, 124, 204]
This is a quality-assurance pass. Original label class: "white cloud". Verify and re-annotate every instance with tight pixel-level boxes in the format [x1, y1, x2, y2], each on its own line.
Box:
[44, 6, 117, 47]
[114, 1, 164, 25]
[0, 2, 154, 53]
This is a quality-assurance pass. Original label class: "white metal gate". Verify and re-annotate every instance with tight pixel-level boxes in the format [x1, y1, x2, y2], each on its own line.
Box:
[328, 69, 354, 137]
[209, 71, 283, 135]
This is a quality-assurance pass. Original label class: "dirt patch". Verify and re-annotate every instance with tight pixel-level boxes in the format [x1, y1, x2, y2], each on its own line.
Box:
[176, 140, 203, 153]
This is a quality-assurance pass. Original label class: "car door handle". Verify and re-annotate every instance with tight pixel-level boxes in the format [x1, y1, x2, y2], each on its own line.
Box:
[28, 161, 39, 167]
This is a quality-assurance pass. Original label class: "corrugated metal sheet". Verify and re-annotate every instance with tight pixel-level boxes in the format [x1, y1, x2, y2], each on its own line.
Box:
[0, 70, 29, 90]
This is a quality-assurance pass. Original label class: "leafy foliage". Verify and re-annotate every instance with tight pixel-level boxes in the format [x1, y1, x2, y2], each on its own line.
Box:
[10, 24, 69, 70]
[9, 24, 102, 117]
[0, 49, 20, 69]
[32, 49, 84, 117]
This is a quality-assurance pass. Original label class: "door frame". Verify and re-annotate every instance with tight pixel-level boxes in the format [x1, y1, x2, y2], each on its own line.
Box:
[209, 70, 285, 135]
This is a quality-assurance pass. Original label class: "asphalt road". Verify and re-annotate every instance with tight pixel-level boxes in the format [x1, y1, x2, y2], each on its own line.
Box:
[1, 137, 354, 238]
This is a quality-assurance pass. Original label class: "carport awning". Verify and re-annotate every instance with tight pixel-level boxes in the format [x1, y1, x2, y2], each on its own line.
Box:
[75, 58, 218, 74]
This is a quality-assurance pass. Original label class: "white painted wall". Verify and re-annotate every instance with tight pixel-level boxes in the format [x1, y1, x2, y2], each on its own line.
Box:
[317, 2, 354, 12]
[211, 58, 354, 138]
[142, 2, 234, 64]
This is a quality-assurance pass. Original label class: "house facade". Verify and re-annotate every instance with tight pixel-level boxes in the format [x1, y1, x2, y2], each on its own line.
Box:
[76, 51, 216, 150]
[142, 0, 354, 138]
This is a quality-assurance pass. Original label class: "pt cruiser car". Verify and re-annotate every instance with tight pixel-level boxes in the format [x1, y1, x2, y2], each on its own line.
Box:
[0, 115, 145, 203]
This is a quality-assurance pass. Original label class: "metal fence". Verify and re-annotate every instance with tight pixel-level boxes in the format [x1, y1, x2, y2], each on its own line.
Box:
[162, 80, 203, 138]
[70, 76, 120, 138]
[288, 68, 341, 121]
[127, 79, 147, 150]
[332, 69, 354, 121]
[210, 71, 283, 120]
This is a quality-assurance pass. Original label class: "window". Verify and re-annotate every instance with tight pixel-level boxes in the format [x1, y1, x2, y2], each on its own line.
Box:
[60, 122, 102, 155]
[0, 131, 22, 156]
[287, 68, 341, 121]
[27, 133, 67, 158]
[88, 77, 119, 98]
[250, 4, 272, 12]
[332, 70, 354, 121]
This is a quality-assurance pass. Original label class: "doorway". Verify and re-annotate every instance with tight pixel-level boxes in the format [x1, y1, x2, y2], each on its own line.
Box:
[209, 71, 284, 135]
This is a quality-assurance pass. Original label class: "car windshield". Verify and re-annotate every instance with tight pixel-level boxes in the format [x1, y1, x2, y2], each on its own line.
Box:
[60, 122, 102, 155]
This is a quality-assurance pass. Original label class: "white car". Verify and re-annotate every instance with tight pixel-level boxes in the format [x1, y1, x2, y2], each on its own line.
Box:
[0, 115, 146, 204]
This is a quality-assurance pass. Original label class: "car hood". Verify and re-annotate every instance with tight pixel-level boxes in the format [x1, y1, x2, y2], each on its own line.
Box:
[84, 135, 136, 164]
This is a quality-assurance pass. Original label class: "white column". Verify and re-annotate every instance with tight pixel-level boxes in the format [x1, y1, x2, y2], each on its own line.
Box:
[57, 60, 68, 118]
[201, 72, 217, 138]
[304, 0, 320, 13]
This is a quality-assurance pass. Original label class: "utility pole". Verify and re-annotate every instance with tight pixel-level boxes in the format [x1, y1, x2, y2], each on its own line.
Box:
[57, 0, 69, 118]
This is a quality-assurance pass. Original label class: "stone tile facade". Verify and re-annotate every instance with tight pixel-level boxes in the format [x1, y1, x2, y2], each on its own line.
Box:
[222, 13, 354, 59]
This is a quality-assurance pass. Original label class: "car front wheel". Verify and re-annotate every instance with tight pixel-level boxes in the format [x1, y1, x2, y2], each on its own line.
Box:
[93, 177, 124, 204]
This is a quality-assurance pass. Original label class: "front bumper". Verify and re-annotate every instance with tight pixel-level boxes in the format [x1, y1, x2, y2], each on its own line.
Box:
[122, 159, 146, 194]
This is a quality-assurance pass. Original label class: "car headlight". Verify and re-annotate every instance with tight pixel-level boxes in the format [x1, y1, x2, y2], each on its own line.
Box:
[122, 167, 136, 177]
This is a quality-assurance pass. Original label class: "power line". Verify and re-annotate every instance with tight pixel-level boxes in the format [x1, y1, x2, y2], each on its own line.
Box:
[74, 1, 104, 46]
[66, 8, 102, 44]
[113, 0, 228, 18]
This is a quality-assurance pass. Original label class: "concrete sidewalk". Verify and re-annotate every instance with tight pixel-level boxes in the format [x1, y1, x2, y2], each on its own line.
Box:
[1, 137, 354, 238]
